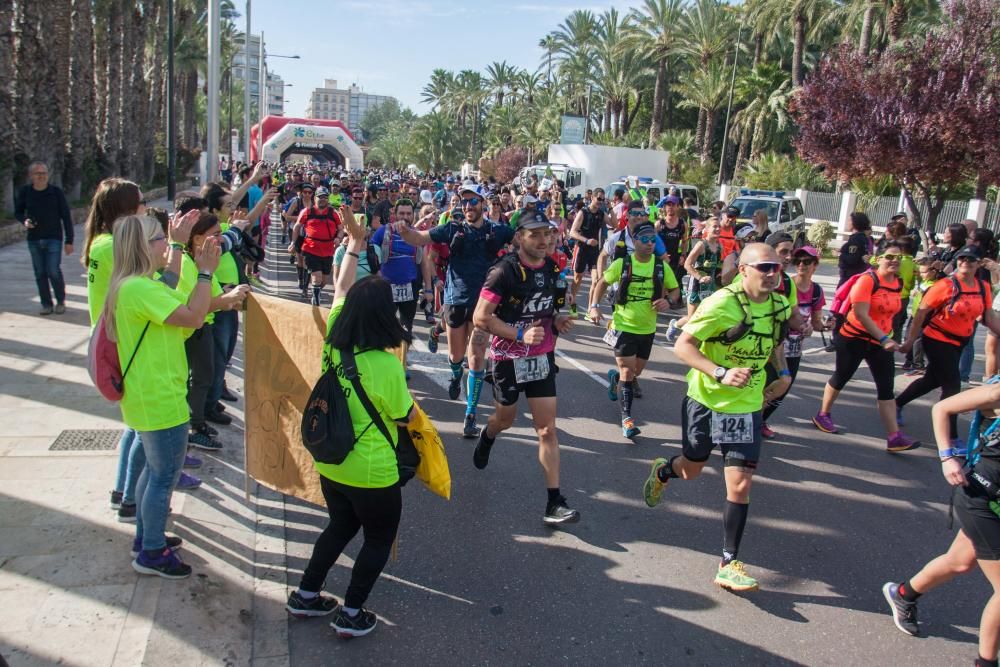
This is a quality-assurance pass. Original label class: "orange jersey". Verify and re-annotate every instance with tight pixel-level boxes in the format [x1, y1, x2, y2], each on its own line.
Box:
[922, 277, 991, 346]
[842, 272, 902, 341]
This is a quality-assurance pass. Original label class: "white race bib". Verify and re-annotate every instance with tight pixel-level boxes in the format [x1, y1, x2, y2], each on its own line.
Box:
[513, 354, 550, 384]
[603, 326, 622, 347]
[784, 333, 803, 358]
[711, 411, 754, 444]
[392, 283, 414, 303]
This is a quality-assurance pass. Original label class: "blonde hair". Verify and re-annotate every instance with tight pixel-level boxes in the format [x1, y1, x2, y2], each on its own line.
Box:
[102, 215, 162, 342]
[752, 209, 768, 228]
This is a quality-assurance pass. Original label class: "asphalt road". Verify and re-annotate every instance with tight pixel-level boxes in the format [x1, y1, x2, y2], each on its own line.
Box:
[259, 221, 988, 666]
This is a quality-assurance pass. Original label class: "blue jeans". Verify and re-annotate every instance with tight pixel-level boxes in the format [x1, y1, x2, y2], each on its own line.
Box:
[27, 238, 66, 307]
[113, 428, 146, 505]
[960, 323, 978, 382]
[208, 310, 238, 407]
[135, 423, 188, 552]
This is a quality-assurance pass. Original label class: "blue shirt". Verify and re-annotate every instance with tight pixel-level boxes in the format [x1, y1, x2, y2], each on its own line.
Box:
[371, 225, 419, 285]
[428, 220, 514, 305]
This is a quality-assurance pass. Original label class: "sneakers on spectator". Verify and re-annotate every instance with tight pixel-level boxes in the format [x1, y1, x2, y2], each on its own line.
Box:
[176, 472, 202, 490]
[332, 608, 378, 638]
[132, 547, 191, 579]
[39, 305, 53, 316]
[54, 303, 66, 314]
[117, 503, 137, 523]
[220, 386, 238, 402]
[189, 425, 223, 451]
[184, 454, 202, 469]
[110, 490, 123, 510]
[131, 536, 182, 557]
[286, 591, 339, 618]
[206, 409, 232, 425]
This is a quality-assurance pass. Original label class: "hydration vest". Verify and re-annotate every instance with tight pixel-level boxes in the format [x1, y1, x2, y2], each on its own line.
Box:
[704, 286, 790, 346]
[615, 254, 665, 307]
[494, 254, 566, 324]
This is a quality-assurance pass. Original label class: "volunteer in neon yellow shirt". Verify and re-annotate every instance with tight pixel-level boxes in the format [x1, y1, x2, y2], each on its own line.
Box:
[288, 204, 416, 637]
[588, 220, 680, 440]
[105, 212, 218, 579]
[642, 242, 791, 594]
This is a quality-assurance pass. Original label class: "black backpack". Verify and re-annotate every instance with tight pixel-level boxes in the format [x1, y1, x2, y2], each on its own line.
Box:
[615, 254, 665, 306]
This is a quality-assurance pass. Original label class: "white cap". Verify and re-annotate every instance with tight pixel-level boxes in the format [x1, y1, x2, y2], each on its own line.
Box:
[419, 189, 434, 204]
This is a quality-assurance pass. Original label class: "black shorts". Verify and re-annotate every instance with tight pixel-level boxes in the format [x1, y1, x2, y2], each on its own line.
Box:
[573, 243, 600, 274]
[303, 252, 333, 275]
[492, 351, 557, 407]
[445, 301, 477, 329]
[613, 331, 655, 360]
[956, 467, 1000, 560]
[681, 395, 762, 468]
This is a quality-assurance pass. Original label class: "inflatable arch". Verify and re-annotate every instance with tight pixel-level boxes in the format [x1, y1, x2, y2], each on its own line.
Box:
[250, 117, 364, 168]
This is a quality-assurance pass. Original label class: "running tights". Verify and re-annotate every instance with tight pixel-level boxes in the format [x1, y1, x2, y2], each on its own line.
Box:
[828, 334, 896, 401]
[896, 336, 964, 439]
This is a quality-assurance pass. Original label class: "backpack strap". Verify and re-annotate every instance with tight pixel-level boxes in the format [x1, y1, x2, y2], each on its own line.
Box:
[121, 322, 151, 381]
[653, 257, 665, 302]
[340, 347, 395, 447]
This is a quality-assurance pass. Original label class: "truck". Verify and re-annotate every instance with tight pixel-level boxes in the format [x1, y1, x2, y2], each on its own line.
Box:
[519, 144, 671, 199]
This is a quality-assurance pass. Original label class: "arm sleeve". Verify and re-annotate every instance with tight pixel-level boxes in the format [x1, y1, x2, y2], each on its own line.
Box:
[375, 356, 414, 421]
[428, 223, 453, 244]
[480, 262, 510, 305]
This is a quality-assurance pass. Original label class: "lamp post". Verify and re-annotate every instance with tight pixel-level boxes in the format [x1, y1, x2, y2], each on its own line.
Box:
[167, 0, 175, 200]
[254, 43, 299, 158]
[206, 0, 221, 183]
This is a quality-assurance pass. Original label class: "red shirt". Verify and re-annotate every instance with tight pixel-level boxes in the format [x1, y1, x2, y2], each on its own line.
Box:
[297, 206, 341, 257]
[922, 277, 992, 346]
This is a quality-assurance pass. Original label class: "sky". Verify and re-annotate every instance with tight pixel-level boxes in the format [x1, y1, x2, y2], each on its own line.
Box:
[251, 0, 629, 117]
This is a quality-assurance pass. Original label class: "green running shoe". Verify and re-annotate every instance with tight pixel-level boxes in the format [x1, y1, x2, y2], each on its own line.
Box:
[642, 457, 668, 508]
[714, 560, 759, 592]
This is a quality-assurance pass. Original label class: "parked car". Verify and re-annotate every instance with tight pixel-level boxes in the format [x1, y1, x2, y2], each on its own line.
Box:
[729, 189, 806, 242]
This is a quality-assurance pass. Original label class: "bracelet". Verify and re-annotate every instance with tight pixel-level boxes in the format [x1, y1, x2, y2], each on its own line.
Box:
[879, 334, 890, 344]
[197, 273, 212, 284]
[346, 251, 360, 258]
[778, 369, 792, 378]
[590, 303, 601, 310]
[939, 447, 967, 460]
[515, 327, 524, 342]
[169, 242, 185, 251]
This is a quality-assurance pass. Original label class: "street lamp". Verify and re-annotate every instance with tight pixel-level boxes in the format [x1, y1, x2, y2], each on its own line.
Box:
[256, 38, 300, 157]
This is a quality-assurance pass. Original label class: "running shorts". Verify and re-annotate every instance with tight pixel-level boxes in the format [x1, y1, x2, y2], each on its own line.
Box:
[491, 351, 557, 407]
[681, 395, 761, 468]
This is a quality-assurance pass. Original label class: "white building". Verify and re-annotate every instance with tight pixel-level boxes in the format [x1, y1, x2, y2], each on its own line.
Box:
[232, 33, 286, 117]
[305, 79, 395, 142]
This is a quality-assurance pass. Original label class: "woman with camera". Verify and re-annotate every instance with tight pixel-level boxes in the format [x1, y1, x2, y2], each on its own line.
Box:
[285, 205, 417, 639]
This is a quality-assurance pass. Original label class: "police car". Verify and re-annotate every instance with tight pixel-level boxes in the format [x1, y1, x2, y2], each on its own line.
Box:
[728, 189, 806, 241]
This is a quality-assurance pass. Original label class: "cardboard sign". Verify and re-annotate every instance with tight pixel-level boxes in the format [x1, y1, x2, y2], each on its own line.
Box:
[244, 292, 328, 506]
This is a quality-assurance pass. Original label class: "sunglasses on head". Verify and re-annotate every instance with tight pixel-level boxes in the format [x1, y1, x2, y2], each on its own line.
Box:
[744, 261, 782, 274]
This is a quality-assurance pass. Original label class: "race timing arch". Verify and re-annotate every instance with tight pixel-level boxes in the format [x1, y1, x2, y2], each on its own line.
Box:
[250, 116, 364, 169]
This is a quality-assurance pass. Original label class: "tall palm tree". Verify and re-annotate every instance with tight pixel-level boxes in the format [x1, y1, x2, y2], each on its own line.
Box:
[411, 111, 460, 172]
[676, 0, 733, 67]
[538, 34, 558, 83]
[516, 69, 544, 106]
[628, 0, 685, 144]
[729, 64, 792, 174]
[485, 60, 517, 107]
[421, 68, 454, 111]
[674, 63, 730, 163]
[757, 0, 833, 87]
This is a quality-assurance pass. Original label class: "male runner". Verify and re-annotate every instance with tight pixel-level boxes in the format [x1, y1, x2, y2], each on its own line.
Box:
[590, 220, 680, 439]
[642, 243, 792, 592]
[568, 188, 613, 318]
[472, 210, 578, 526]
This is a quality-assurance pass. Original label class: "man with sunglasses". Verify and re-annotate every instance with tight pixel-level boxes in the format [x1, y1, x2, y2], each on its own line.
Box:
[395, 184, 514, 437]
[655, 195, 690, 280]
[589, 220, 680, 439]
[642, 243, 792, 593]
[568, 189, 613, 318]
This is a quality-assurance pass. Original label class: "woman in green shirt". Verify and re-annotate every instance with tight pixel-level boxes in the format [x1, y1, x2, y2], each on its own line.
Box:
[285, 205, 417, 639]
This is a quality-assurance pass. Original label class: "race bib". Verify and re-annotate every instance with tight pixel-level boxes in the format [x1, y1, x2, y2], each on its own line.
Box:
[784, 333, 803, 358]
[603, 326, 622, 347]
[392, 283, 414, 303]
[711, 411, 754, 444]
[513, 354, 550, 384]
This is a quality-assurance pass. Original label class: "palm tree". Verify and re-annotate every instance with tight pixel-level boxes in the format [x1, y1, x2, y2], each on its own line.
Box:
[657, 129, 697, 178]
[485, 61, 517, 107]
[411, 111, 460, 172]
[0, 0, 14, 212]
[628, 0, 685, 144]
[516, 69, 544, 106]
[729, 64, 792, 175]
[676, 0, 733, 67]
[674, 63, 730, 164]
[538, 34, 558, 83]
[421, 69, 454, 110]
[757, 0, 833, 87]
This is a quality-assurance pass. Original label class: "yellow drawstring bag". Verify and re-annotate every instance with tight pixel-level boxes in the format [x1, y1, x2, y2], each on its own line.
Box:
[409, 403, 451, 499]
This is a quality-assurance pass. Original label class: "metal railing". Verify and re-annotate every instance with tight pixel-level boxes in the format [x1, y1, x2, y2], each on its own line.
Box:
[804, 191, 839, 222]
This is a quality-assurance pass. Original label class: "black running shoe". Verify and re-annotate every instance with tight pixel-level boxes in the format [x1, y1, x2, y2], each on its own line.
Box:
[132, 535, 183, 557]
[220, 386, 239, 402]
[110, 490, 123, 510]
[544, 495, 580, 526]
[117, 503, 137, 523]
[332, 608, 378, 638]
[132, 547, 191, 579]
[473, 428, 495, 470]
[882, 582, 919, 636]
[448, 374, 463, 400]
[189, 425, 223, 451]
[206, 409, 232, 425]
[463, 414, 478, 439]
[286, 591, 339, 618]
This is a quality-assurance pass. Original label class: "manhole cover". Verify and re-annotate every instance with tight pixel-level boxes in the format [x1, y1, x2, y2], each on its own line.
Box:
[49, 429, 122, 451]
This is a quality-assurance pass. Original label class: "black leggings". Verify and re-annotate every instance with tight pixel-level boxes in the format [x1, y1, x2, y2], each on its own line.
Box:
[762, 356, 802, 422]
[395, 280, 422, 334]
[299, 476, 402, 609]
[896, 335, 963, 438]
[184, 324, 215, 427]
[828, 334, 896, 401]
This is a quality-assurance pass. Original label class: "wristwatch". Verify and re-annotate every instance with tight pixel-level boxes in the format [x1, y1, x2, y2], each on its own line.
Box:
[712, 366, 728, 381]
[939, 447, 967, 461]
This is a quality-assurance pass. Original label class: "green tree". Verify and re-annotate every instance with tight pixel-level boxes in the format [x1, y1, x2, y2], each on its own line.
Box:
[627, 0, 686, 144]
[674, 63, 729, 164]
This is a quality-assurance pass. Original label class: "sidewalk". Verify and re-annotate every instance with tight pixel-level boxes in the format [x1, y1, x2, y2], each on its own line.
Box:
[0, 220, 292, 666]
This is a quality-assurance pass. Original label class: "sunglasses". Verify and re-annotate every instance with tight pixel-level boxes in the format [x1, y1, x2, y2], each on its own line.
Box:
[882, 253, 902, 261]
[627, 209, 648, 217]
[636, 235, 657, 244]
[745, 262, 782, 274]
[597, 197, 606, 202]
[462, 197, 482, 207]
[957, 256, 980, 263]
[795, 257, 817, 265]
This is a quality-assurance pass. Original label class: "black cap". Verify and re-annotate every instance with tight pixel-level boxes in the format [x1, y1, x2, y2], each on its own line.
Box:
[765, 231, 794, 248]
[955, 246, 982, 261]
[726, 205, 740, 217]
[516, 210, 551, 231]
[632, 221, 656, 237]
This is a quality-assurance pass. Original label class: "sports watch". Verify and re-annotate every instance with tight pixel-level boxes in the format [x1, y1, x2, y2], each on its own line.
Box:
[712, 366, 728, 381]
[938, 447, 967, 461]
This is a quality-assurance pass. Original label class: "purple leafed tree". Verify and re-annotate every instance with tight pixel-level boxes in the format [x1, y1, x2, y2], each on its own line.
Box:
[791, 0, 1000, 230]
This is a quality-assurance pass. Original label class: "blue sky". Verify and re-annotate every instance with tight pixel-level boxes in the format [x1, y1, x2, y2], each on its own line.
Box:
[252, 0, 629, 116]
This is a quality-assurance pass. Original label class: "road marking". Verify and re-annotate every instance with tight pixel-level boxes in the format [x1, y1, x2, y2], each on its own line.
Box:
[555, 348, 610, 389]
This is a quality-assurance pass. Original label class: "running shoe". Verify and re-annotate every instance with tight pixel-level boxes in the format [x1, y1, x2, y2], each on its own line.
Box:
[633, 379, 642, 399]
[247, 274, 264, 288]
[423, 303, 435, 324]
[881, 582, 919, 636]
[714, 560, 759, 592]
[622, 416, 640, 439]
[220, 386, 239, 402]
[131, 536, 183, 557]
[886, 432, 919, 453]
[332, 608, 378, 638]
[569, 303, 578, 318]
[607, 369, 619, 401]
[473, 427, 495, 470]
[760, 423, 776, 439]
[184, 454, 202, 469]
[900, 360, 914, 372]
[812, 412, 838, 434]
[448, 374, 463, 401]
[132, 547, 191, 580]
[117, 503, 137, 523]
[189, 425, 223, 451]
[428, 329, 439, 354]
[463, 413, 478, 439]
[642, 458, 669, 508]
[54, 303, 66, 314]
[665, 319, 680, 345]
[896, 406, 904, 427]
[176, 472, 202, 490]
[543, 495, 580, 526]
[286, 591, 339, 618]
[206, 408, 232, 425]
[110, 490, 123, 510]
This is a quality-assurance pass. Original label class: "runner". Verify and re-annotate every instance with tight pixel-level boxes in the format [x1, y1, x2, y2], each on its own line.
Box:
[641, 243, 791, 592]
[567, 189, 613, 318]
[371, 198, 428, 339]
[589, 220, 680, 439]
[394, 184, 514, 438]
[297, 187, 342, 306]
[471, 210, 578, 525]
[665, 217, 724, 343]
[655, 195, 689, 281]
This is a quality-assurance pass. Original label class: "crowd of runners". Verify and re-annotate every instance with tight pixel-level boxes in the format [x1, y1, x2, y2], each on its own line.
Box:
[19, 155, 1000, 660]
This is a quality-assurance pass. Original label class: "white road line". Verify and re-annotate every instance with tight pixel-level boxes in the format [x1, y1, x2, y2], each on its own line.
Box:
[555, 348, 610, 389]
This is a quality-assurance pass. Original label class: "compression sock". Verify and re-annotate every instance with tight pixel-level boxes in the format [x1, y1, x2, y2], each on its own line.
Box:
[722, 500, 750, 565]
[449, 359, 464, 380]
[311, 286, 321, 306]
[656, 456, 681, 483]
[620, 380, 634, 418]
[898, 580, 922, 602]
[466, 370, 485, 416]
[976, 658, 998, 667]
[547, 488, 561, 504]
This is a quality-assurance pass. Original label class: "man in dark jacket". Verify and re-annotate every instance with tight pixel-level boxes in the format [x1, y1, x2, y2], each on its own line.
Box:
[837, 212, 872, 287]
[14, 162, 74, 315]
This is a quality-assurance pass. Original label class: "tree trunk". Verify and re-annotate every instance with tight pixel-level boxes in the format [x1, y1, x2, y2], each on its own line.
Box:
[183, 70, 198, 149]
[694, 108, 706, 150]
[625, 91, 642, 136]
[792, 14, 806, 87]
[859, 2, 875, 56]
[649, 59, 667, 145]
[701, 110, 716, 164]
[603, 100, 612, 133]
[975, 172, 988, 200]
[49, 0, 73, 188]
[66, 0, 98, 200]
[0, 1, 15, 212]
[101, 0, 124, 175]
[888, 0, 908, 41]
[143, 0, 165, 184]
[752, 33, 764, 68]
[734, 128, 750, 177]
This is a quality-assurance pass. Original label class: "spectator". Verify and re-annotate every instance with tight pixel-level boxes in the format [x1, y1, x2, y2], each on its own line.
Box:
[837, 212, 873, 286]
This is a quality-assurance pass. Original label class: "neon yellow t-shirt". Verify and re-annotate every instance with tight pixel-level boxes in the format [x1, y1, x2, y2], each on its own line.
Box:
[178, 254, 223, 325]
[216, 223, 240, 286]
[115, 276, 189, 431]
[604, 256, 679, 334]
[87, 233, 114, 328]
[314, 297, 414, 489]
[682, 287, 789, 413]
